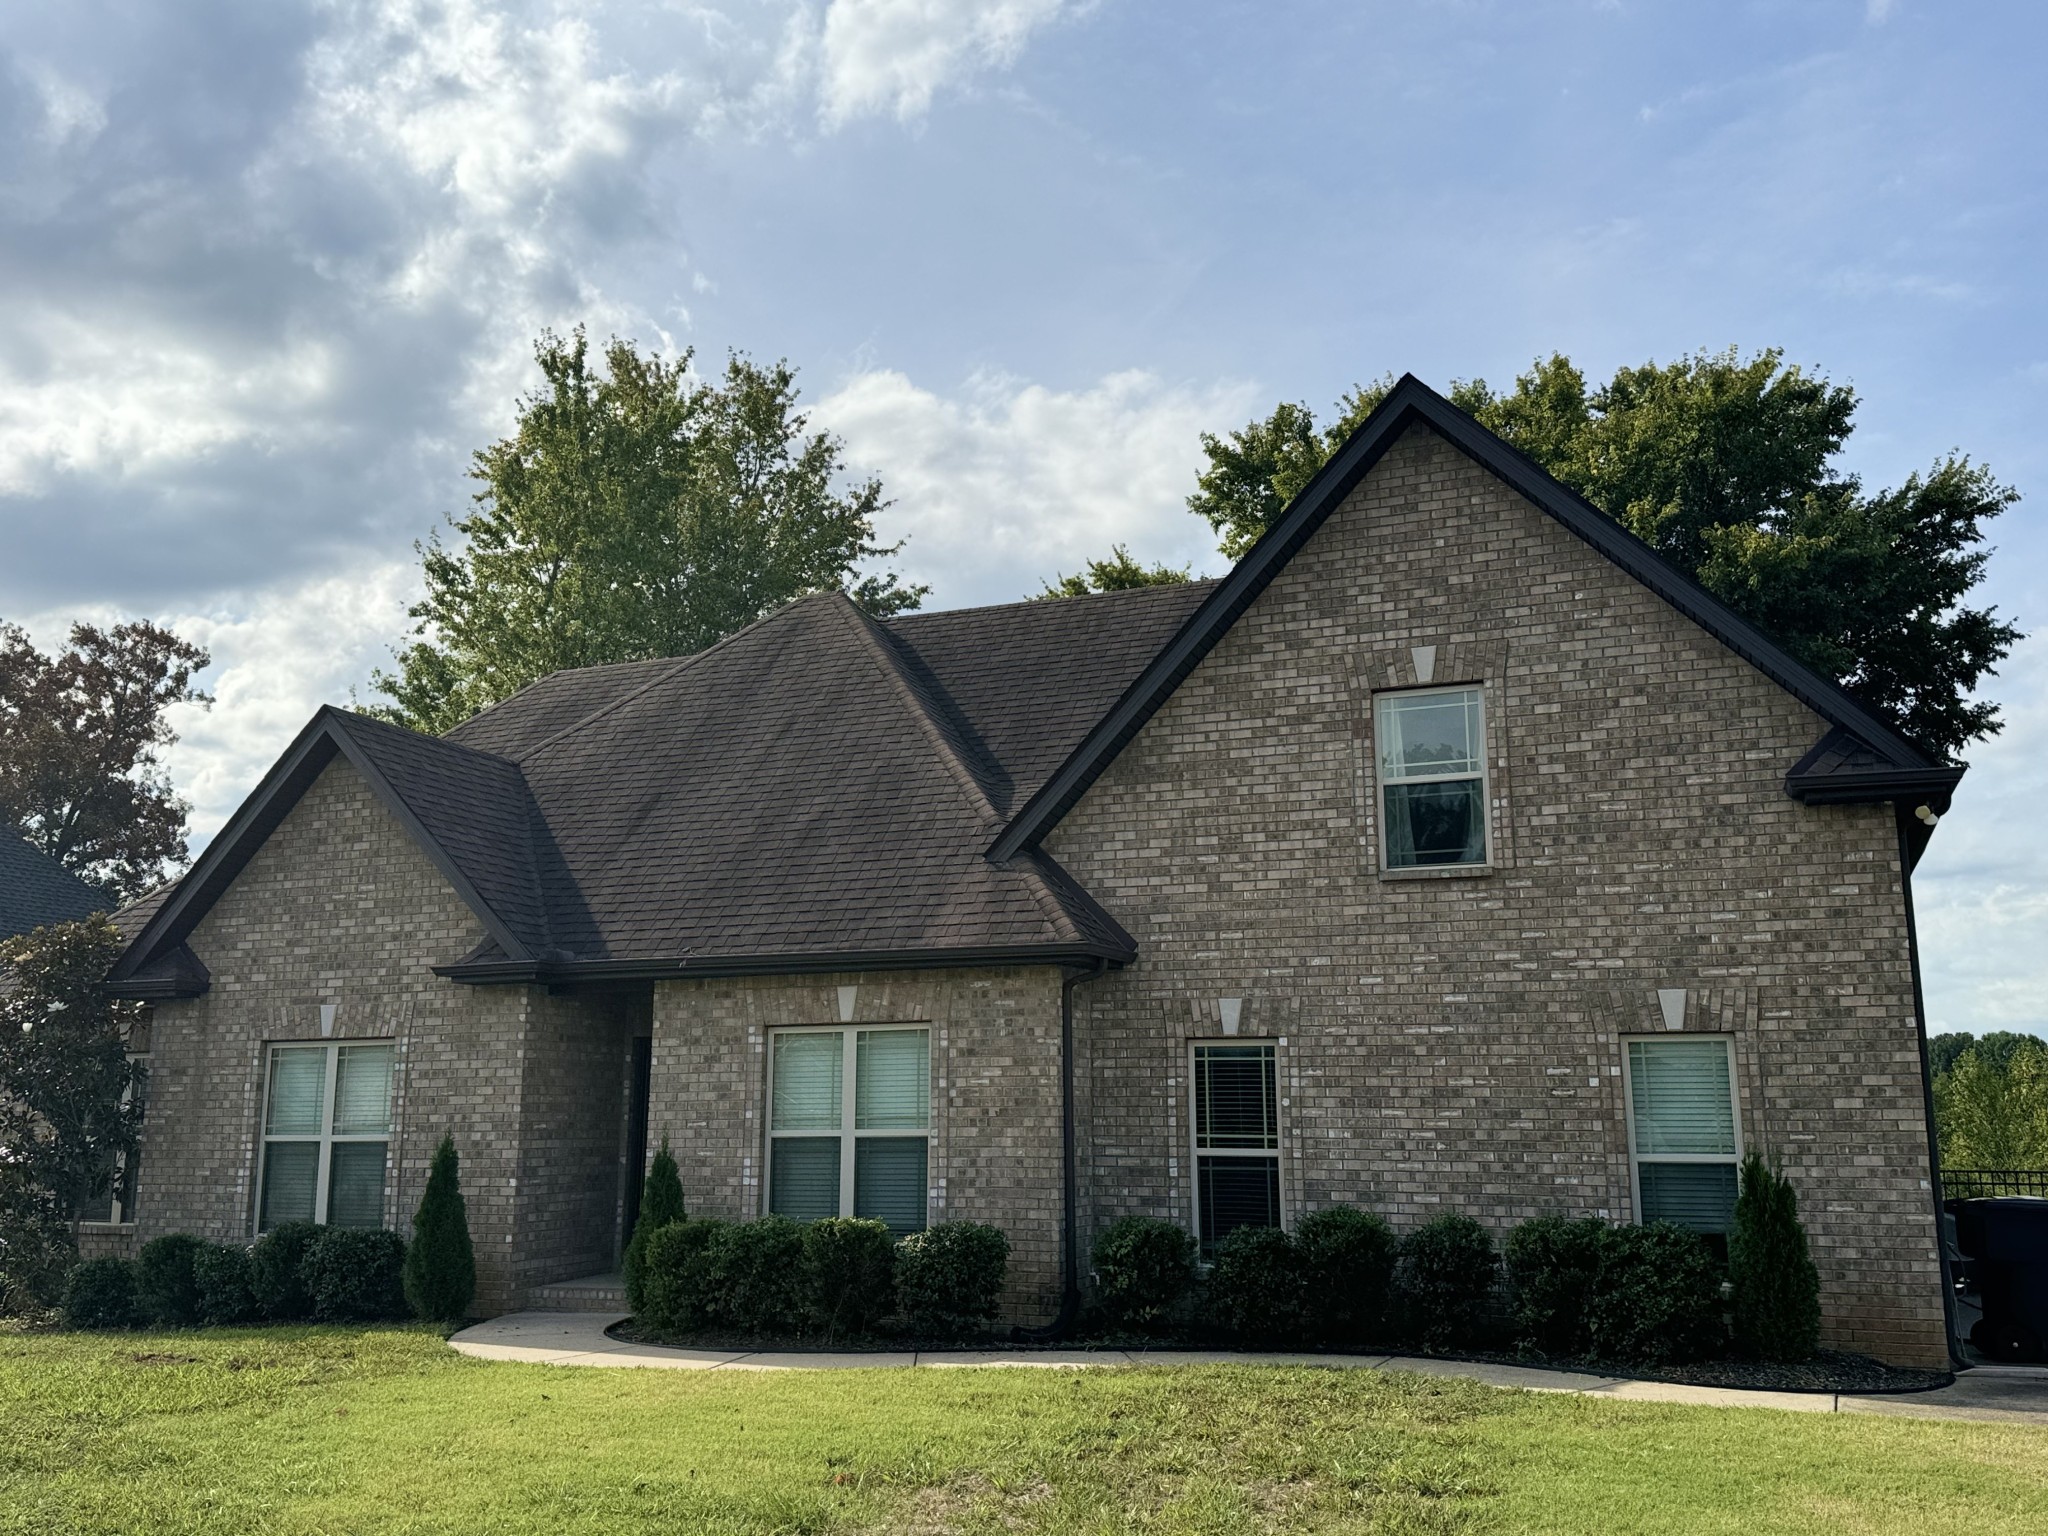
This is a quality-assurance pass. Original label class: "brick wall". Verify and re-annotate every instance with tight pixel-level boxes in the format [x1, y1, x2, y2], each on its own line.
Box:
[1045, 422, 1949, 1366]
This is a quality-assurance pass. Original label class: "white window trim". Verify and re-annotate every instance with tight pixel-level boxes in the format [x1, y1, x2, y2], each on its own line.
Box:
[764, 1024, 931, 1222]
[78, 1051, 146, 1228]
[256, 1041, 393, 1232]
[1187, 1038, 1284, 1245]
[1371, 684, 1493, 872]
[1619, 1033, 1743, 1226]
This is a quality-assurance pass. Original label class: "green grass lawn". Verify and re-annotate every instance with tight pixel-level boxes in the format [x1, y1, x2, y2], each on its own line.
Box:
[3, 1326, 2044, 1535]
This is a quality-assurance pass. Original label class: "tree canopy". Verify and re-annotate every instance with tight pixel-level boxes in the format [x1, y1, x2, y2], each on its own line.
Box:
[374, 332, 927, 734]
[1931, 1033, 2048, 1171]
[1188, 350, 2019, 762]
[0, 619, 210, 902]
[1035, 545, 1193, 600]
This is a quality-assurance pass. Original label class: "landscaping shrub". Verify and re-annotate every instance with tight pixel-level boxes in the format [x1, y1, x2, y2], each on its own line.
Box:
[1396, 1214, 1499, 1352]
[1205, 1225, 1307, 1345]
[623, 1137, 686, 1316]
[1296, 1206, 1397, 1346]
[1503, 1215, 1606, 1358]
[0, 1177, 76, 1316]
[193, 1244, 257, 1325]
[698, 1217, 810, 1336]
[61, 1257, 136, 1329]
[896, 1222, 1009, 1340]
[250, 1220, 323, 1320]
[1090, 1216, 1196, 1332]
[803, 1217, 896, 1340]
[404, 1134, 476, 1324]
[1585, 1221, 1725, 1365]
[639, 1218, 725, 1335]
[136, 1234, 206, 1326]
[302, 1228, 408, 1322]
[1729, 1153, 1821, 1362]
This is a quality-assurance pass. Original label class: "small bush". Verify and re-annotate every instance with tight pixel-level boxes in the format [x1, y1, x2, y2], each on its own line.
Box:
[0, 1181, 76, 1316]
[1396, 1214, 1499, 1352]
[803, 1218, 897, 1340]
[135, 1234, 207, 1326]
[193, 1244, 257, 1325]
[624, 1138, 686, 1316]
[1504, 1215, 1606, 1358]
[1090, 1217, 1197, 1332]
[62, 1257, 137, 1329]
[250, 1221, 323, 1320]
[1729, 1153, 1821, 1362]
[698, 1218, 810, 1336]
[404, 1134, 476, 1324]
[640, 1218, 725, 1335]
[896, 1222, 1009, 1340]
[1297, 1206, 1397, 1346]
[1205, 1225, 1307, 1345]
[1585, 1222, 1725, 1365]
[302, 1228, 408, 1322]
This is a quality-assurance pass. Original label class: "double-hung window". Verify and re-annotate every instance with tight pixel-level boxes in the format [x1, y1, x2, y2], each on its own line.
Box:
[1192, 1042, 1280, 1255]
[258, 1042, 394, 1231]
[1375, 687, 1489, 868]
[767, 1027, 929, 1236]
[1623, 1036, 1741, 1234]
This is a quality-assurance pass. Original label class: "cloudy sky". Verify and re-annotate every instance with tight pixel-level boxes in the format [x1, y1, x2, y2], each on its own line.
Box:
[2, 0, 2042, 1037]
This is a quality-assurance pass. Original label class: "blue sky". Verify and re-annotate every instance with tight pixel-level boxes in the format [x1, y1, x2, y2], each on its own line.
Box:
[1, 0, 2041, 1035]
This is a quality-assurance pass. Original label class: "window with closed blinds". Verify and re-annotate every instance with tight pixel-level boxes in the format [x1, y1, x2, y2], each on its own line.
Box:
[1625, 1036, 1740, 1234]
[1192, 1042, 1281, 1255]
[258, 1041, 394, 1232]
[768, 1027, 929, 1235]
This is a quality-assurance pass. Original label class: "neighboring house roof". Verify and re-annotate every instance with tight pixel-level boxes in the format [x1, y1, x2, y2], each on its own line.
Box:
[109, 376, 1962, 998]
[0, 833, 107, 942]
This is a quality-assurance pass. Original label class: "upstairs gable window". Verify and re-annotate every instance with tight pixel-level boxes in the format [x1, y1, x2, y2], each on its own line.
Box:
[1375, 687, 1489, 868]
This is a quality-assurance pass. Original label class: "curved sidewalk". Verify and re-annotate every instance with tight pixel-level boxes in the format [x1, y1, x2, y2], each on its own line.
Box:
[449, 1311, 2048, 1425]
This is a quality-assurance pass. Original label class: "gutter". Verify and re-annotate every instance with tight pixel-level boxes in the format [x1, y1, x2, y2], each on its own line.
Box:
[432, 942, 1132, 986]
[1015, 957, 1109, 1343]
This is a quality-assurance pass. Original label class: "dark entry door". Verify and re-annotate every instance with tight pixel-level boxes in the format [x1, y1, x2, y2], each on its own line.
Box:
[621, 1036, 653, 1251]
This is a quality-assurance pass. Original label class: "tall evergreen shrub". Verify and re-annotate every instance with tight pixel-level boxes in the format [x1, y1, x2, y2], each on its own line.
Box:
[404, 1134, 476, 1324]
[1729, 1152, 1821, 1361]
[623, 1137, 686, 1315]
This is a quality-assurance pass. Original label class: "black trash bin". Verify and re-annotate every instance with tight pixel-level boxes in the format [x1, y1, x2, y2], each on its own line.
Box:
[1952, 1198, 2048, 1363]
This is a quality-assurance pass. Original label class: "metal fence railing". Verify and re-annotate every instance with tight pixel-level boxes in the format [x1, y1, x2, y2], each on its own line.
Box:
[1942, 1168, 2048, 1200]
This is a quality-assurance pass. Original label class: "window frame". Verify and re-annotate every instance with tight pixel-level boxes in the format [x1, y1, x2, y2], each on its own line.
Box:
[256, 1040, 395, 1233]
[1371, 684, 1492, 872]
[764, 1024, 931, 1228]
[1620, 1033, 1743, 1232]
[1187, 1038, 1284, 1255]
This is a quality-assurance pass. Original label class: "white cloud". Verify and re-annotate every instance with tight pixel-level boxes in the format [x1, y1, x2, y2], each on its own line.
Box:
[819, 366, 1254, 607]
[815, 0, 1080, 125]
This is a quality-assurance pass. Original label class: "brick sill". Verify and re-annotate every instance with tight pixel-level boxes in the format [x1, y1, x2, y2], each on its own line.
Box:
[1376, 863, 1495, 882]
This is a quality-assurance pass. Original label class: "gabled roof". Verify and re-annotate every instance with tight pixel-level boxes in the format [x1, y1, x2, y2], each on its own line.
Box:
[0, 834, 107, 941]
[988, 374, 1962, 861]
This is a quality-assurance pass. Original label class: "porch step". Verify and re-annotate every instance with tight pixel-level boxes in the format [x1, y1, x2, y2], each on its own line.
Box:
[531, 1272, 628, 1313]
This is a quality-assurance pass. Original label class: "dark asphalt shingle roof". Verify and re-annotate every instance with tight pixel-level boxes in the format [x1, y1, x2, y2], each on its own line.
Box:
[0, 835, 107, 941]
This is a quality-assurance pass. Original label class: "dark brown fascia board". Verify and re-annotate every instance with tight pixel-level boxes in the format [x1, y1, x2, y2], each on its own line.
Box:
[432, 941, 1134, 986]
[110, 706, 535, 983]
[989, 374, 1943, 863]
[104, 944, 211, 1001]
[1786, 764, 1965, 808]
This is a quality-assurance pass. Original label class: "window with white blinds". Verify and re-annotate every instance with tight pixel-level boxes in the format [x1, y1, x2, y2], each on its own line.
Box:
[1624, 1036, 1741, 1234]
[258, 1042, 394, 1232]
[767, 1027, 929, 1235]
[1192, 1042, 1281, 1255]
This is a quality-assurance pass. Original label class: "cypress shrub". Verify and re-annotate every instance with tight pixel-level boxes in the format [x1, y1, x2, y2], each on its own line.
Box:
[1205, 1225, 1307, 1345]
[640, 1218, 725, 1336]
[1297, 1206, 1397, 1347]
[623, 1138, 686, 1316]
[896, 1222, 1009, 1340]
[697, 1217, 809, 1336]
[61, 1257, 137, 1329]
[1090, 1216, 1197, 1333]
[1396, 1214, 1499, 1352]
[803, 1217, 896, 1340]
[135, 1233, 207, 1326]
[1585, 1222, 1725, 1365]
[404, 1134, 476, 1324]
[303, 1228, 409, 1322]
[250, 1221, 323, 1320]
[1503, 1215, 1606, 1358]
[194, 1244, 257, 1325]
[1729, 1153, 1821, 1362]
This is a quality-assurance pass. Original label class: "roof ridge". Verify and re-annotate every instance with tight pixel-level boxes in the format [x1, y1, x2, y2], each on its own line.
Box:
[449, 655, 680, 744]
[883, 578, 1222, 629]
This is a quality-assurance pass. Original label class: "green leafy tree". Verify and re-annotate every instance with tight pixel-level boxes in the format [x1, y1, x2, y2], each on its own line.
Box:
[374, 332, 927, 733]
[404, 1133, 476, 1324]
[623, 1136, 686, 1315]
[1729, 1153, 1821, 1362]
[1035, 544, 1193, 600]
[1934, 1038, 2048, 1169]
[1931, 1031, 2041, 1081]
[0, 620, 210, 901]
[1192, 350, 2019, 761]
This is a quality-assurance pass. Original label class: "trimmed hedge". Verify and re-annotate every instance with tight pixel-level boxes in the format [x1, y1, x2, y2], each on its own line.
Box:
[803, 1218, 896, 1340]
[1205, 1225, 1306, 1345]
[62, 1257, 136, 1329]
[1503, 1215, 1606, 1358]
[136, 1234, 207, 1326]
[404, 1134, 476, 1324]
[640, 1218, 725, 1336]
[1296, 1207, 1397, 1346]
[1396, 1214, 1499, 1351]
[250, 1221, 323, 1321]
[302, 1228, 408, 1322]
[1090, 1217, 1196, 1332]
[1584, 1222, 1725, 1365]
[896, 1222, 1009, 1340]
[697, 1217, 810, 1336]
[623, 1138, 686, 1316]
[1730, 1154, 1820, 1362]
[193, 1244, 257, 1325]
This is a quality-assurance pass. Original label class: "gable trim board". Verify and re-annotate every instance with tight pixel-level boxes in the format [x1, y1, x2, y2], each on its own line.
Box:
[988, 374, 1961, 864]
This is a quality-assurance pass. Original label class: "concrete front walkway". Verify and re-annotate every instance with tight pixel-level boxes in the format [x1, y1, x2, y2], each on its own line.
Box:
[449, 1311, 2048, 1425]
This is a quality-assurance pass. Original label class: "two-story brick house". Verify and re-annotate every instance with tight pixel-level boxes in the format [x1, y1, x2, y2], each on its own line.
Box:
[105, 378, 1964, 1364]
